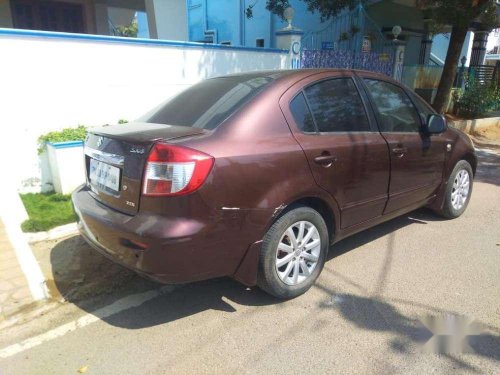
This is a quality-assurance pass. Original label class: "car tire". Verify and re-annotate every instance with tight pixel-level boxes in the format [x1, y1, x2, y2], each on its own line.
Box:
[437, 160, 473, 219]
[257, 206, 329, 299]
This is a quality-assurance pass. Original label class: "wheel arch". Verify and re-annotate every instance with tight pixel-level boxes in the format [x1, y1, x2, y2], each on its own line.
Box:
[233, 194, 340, 287]
[462, 152, 477, 176]
[429, 153, 476, 213]
[272, 196, 337, 244]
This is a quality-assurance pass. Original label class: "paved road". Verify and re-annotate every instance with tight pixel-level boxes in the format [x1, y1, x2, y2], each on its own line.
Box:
[1, 147, 499, 375]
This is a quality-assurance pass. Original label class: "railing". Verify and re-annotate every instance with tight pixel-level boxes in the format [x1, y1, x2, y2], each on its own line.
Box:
[300, 4, 395, 77]
[467, 65, 499, 87]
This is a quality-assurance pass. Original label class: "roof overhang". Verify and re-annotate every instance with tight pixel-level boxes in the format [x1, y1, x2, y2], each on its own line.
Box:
[95, 0, 146, 11]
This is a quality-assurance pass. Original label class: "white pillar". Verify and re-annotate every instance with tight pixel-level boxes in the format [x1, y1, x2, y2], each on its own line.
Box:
[275, 28, 303, 69]
[393, 42, 406, 82]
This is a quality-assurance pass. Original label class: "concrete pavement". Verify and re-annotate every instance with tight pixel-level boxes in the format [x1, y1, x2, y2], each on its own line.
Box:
[0, 147, 498, 375]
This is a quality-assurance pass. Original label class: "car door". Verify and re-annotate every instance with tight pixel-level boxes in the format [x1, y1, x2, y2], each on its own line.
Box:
[358, 74, 446, 214]
[280, 72, 390, 229]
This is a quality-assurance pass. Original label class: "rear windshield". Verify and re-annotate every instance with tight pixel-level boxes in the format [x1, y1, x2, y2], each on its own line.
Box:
[139, 74, 279, 130]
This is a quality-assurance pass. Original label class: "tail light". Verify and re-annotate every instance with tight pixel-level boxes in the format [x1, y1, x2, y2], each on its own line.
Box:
[142, 143, 214, 196]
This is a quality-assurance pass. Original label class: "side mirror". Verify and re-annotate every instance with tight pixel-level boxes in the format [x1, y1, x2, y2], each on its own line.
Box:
[423, 114, 447, 135]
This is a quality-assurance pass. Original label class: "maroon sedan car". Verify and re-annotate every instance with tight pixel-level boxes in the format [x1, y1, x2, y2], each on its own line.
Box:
[73, 69, 476, 298]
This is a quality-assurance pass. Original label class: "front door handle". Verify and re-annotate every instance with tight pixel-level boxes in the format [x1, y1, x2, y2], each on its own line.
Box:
[314, 154, 337, 166]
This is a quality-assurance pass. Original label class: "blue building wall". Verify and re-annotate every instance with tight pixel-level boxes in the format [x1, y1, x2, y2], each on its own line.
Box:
[187, 0, 327, 48]
[242, 0, 272, 47]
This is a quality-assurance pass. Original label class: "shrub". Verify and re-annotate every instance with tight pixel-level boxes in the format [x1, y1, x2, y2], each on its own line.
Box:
[37, 125, 87, 154]
[115, 19, 138, 38]
[37, 120, 128, 154]
[454, 75, 500, 118]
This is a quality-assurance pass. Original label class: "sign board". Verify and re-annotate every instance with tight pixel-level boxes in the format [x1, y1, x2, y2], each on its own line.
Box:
[321, 41, 335, 50]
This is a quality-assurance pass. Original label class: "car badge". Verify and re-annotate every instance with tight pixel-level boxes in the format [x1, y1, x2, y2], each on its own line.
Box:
[130, 147, 145, 154]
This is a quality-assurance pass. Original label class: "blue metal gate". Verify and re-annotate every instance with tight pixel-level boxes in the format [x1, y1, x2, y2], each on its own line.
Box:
[300, 5, 396, 77]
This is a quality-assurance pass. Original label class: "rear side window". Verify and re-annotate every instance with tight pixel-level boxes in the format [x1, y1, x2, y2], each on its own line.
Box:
[364, 79, 421, 132]
[289, 92, 315, 132]
[140, 75, 275, 130]
[303, 78, 370, 132]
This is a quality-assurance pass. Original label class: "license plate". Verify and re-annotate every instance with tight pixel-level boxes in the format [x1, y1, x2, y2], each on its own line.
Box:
[89, 159, 120, 192]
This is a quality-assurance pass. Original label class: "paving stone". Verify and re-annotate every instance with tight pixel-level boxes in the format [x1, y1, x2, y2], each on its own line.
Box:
[0, 280, 15, 292]
[0, 220, 34, 316]
[10, 275, 30, 288]
[0, 258, 21, 272]
[12, 287, 31, 301]
[0, 292, 9, 304]
[1, 266, 25, 281]
[0, 249, 17, 262]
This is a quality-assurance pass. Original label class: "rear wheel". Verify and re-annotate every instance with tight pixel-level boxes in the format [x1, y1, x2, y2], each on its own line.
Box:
[257, 206, 329, 299]
[437, 160, 473, 219]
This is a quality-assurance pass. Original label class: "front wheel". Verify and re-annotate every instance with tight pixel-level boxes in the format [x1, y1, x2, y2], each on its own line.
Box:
[437, 160, 473, 219]
[257, 206, 329, 299]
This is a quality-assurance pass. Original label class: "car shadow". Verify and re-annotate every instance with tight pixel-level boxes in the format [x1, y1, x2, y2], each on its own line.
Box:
[327, 208, 436, 261]
[48, 236, 281, 320]
[49, 208, 438, 326]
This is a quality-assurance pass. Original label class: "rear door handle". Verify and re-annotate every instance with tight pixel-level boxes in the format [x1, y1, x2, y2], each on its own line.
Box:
[314, 155, 337, 166]
[392, 147, 407, 157]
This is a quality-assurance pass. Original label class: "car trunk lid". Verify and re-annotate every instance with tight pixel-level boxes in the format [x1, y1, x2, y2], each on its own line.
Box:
[85, 122, 206, 215]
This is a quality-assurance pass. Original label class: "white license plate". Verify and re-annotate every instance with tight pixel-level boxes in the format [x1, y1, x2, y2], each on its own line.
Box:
[89, 159, 120, 192]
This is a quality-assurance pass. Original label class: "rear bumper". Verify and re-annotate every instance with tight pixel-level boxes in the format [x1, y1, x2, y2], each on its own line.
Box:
[72, 185, 269, 284]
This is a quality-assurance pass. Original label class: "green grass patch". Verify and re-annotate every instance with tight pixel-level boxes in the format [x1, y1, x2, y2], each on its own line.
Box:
[20, 193, 76, 232]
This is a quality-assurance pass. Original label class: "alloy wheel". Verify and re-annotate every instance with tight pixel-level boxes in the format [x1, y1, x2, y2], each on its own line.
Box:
[275, 221, 321, 286]
[451, 169, 470, 210]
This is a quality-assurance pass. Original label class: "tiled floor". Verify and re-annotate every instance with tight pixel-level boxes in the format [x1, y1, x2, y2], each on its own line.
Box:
[0, 220, 33, 320]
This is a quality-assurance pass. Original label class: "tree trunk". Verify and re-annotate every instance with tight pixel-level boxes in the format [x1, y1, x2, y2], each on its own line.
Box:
[432, 25, 468, 113]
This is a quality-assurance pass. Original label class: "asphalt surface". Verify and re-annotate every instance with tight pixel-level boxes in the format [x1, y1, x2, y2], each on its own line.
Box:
[0, 147, 499, 375]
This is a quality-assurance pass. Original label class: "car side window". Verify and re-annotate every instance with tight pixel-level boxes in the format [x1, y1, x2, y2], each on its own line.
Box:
[408, 90, 435, 126]
[364, 79, 421, 133]
[289, 92, 316, 132]
[303, 78, 371, 132]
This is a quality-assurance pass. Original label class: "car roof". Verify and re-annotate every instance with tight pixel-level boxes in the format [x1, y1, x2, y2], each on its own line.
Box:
[211, 69, 346, 81]
[210, 69, 395, 88]
[211, 68, 390, 79]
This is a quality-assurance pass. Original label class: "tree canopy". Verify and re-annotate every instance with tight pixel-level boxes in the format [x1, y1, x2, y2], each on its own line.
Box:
[247, 0, 360, 21]
[256, 0, 498, 28]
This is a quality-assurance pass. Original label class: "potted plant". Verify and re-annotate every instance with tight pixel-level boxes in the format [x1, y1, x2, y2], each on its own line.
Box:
[38, 125, 87, 194]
